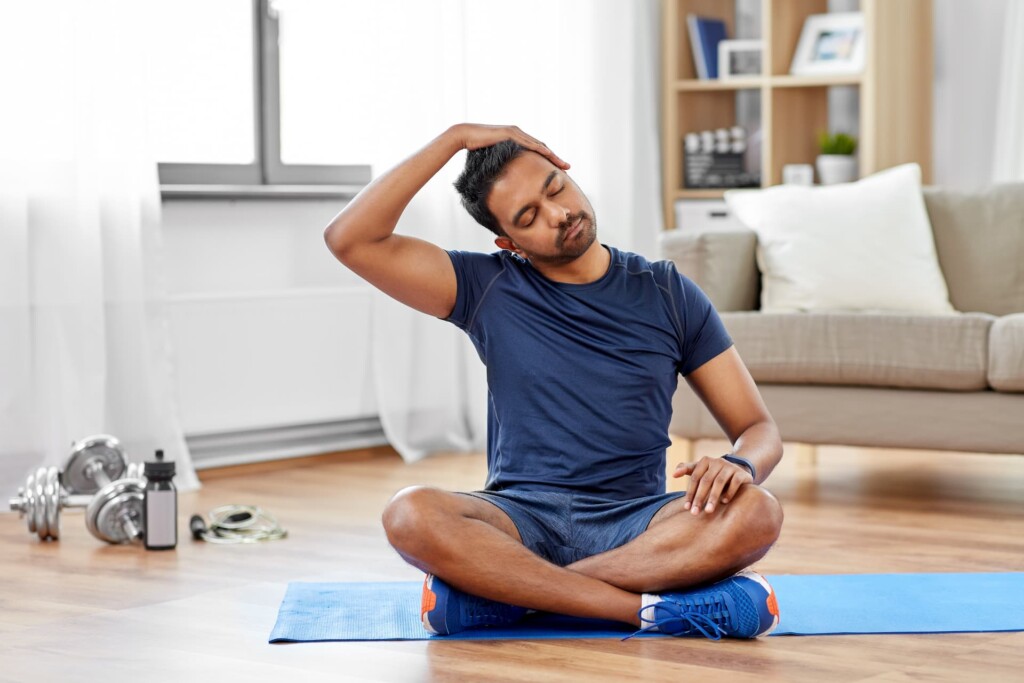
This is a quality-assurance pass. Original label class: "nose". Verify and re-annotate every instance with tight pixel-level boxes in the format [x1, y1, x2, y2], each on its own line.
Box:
[542, 202, 571, 229]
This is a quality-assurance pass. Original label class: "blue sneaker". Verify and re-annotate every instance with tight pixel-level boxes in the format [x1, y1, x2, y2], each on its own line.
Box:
[636, 570, 780, 640]
[420, 574, 528, 635]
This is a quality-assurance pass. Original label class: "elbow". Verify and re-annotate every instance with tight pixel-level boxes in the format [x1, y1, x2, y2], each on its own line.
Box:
[323, 222, 352, 261]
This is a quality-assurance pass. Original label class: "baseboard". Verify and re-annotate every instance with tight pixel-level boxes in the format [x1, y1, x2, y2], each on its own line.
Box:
[186, 417, 388, 470]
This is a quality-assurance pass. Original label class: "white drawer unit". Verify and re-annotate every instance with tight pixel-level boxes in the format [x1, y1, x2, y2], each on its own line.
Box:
[673, 199, 749, 233]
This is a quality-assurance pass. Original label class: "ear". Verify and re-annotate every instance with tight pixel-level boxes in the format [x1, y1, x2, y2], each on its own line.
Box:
[494, 236, 524, 257]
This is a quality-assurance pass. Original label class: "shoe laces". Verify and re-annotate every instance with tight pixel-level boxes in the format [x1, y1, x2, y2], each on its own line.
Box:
[460, 594, 522, 626]
[627, 592, 735, 641]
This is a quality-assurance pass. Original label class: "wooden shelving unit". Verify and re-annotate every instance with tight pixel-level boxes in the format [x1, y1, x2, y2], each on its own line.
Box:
[661, 0, 933, 229]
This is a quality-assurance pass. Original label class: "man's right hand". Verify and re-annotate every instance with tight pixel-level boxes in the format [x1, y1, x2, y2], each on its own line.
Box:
[450, 123, 570, 170]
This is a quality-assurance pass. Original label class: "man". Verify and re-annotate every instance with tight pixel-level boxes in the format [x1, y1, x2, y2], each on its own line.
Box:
[324, 123, 784, 640]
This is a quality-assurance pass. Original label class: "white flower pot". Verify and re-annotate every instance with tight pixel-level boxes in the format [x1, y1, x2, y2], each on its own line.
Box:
[815, 154, 858, 185]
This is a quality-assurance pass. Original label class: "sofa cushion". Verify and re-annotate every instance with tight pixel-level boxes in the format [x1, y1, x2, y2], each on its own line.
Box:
[721, 311, 994, 391]
[989, 314, 1024, 392]
[659, 229, 759, 312]
[925, 184, 1024, 316]
[724, 164, 955, 314]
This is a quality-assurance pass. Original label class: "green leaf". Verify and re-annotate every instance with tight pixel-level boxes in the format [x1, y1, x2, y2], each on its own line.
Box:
[817, 132, 858, 155]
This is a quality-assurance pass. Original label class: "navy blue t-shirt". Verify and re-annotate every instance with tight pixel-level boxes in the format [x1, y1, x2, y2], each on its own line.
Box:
[445, 245, 732, 500]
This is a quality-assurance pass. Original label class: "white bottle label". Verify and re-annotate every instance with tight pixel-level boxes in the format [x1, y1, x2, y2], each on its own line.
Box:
[146, 490, 177, 547]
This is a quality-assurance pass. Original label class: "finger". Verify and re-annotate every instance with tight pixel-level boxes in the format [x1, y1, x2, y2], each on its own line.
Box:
[720, 471, 751, 505]
[532, 144, 570, 170]
[673, 462, 694, 479]
[687, 459, 715, 515]
[703, 471, 731, 514]
[508, 129, 542, 150]
[513, 128, 541, 146]
[512, 132, 570, 169]
[690, 471, 716, 516]
[545, 149, 571, 169]
[511, 127, 546, 150]
[681, 460, 708, 510]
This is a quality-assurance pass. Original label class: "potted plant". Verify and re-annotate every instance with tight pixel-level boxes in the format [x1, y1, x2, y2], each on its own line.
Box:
[816, 132, 858, 185]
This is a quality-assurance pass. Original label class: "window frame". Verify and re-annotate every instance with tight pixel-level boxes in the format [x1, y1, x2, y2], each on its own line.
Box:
[157, 0, 371, 188]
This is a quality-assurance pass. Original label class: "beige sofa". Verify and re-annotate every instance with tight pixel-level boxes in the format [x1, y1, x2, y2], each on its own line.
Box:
[661, 184, 1024, 455]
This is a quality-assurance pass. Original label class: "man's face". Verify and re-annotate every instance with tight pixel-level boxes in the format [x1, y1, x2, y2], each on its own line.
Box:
[486, 151, 597, 266]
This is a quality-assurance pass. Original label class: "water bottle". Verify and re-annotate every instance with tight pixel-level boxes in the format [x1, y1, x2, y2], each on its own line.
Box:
[143, 449, 177, 550]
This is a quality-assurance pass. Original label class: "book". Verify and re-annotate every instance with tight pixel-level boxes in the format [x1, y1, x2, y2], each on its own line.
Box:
[686, 14, 727, 79]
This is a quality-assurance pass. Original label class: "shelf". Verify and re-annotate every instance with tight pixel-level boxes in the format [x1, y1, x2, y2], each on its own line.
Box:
[675, 74, 863, 92]
[675, 78, 764, 91]
[770, 74, 863, 88]
[661, 0, 933, 231]
[673, 189, 731, 199]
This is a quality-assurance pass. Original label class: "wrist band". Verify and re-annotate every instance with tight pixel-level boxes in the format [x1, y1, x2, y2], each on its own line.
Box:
[721, 454, 756, 482]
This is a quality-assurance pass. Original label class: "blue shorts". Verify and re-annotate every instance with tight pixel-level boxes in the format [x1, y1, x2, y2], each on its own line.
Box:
[463, 489, 686, 567]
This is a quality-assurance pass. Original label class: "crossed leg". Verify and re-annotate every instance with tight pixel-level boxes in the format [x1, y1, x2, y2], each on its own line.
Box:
[382, 483, 783, 627]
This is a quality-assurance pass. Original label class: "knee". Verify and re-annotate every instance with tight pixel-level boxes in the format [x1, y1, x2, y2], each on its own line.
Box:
[381, 486, 446, 555]
[729, 484, 784, 549]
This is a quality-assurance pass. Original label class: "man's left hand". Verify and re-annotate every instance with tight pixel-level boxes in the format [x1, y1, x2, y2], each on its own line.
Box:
[673, 456, 753, 517]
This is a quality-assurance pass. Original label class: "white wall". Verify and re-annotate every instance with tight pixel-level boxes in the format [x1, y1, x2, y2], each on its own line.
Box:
[161, 199, 376, 442]
[933, 0, 1010, 189]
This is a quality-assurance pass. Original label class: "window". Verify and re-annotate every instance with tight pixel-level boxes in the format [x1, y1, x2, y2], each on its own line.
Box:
[149, 0, 370, 187]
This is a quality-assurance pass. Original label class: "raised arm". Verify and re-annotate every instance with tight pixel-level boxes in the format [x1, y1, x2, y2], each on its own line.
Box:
[323, 123, 569, 318]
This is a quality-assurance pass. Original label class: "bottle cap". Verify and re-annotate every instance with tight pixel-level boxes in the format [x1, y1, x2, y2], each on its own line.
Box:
[144, 449, 176, 479]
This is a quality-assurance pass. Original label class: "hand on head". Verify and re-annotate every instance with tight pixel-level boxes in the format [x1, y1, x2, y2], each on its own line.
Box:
[452, 123, 570, 170]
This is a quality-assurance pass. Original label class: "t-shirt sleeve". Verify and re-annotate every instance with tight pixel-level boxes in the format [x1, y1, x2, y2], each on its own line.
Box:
[665, 263, 734, 376]
[444, 250, 503, 331]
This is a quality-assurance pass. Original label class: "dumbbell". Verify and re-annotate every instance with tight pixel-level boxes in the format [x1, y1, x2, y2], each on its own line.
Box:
[8, 466, 144, 543]
[66, 436, 146, 544]
[64, 435, 143, 494]
[8, 435, 145, 543]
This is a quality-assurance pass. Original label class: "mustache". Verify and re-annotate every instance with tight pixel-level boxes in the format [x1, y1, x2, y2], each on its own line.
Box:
[558, 211, 590, 235]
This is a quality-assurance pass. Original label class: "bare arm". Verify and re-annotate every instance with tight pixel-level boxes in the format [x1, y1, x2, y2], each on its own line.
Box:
[673, 346, 783, 515]
[323, 123, 569, 318]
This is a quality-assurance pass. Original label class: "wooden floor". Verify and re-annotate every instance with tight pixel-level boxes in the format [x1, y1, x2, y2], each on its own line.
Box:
[2, 439, 1023, 682]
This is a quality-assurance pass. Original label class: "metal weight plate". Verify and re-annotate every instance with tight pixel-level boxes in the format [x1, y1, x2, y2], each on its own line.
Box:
[32, 466, 48, 538]
[44, 466, 61, 541]
[64, 435, 126, 495]
[10, 466, 60, 540]
[22, 469, 39, 535]
[85, 478, 144, 544]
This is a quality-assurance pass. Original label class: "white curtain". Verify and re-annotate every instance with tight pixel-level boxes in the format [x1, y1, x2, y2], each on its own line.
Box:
[0, 1, 199, 498]
[993, 0, 1024, 182]
[358, 0, 664, 461]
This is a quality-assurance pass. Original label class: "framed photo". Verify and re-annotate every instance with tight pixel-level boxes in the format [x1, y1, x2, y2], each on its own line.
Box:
[789, 12, 865, 76]
[718, 40, 763, 80]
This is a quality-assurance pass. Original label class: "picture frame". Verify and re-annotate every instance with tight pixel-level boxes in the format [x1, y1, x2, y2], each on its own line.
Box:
[789, 12, 866, 76]
[718, 40, 763, 80]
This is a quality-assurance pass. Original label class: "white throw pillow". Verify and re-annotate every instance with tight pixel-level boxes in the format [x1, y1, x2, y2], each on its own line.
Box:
[724, 164, 955, 314]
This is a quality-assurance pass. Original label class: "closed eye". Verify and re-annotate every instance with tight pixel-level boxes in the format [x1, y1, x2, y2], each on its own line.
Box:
[521, 185, 565, 227]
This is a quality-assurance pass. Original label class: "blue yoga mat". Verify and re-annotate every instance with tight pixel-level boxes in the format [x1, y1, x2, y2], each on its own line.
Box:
[269, 573, 1024, 642]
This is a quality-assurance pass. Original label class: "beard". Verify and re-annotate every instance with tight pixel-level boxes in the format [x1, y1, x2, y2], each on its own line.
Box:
[524, 211, 598, 267]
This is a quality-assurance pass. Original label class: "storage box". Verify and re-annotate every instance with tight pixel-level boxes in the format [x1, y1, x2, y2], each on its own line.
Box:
[683, 152, 760, 189]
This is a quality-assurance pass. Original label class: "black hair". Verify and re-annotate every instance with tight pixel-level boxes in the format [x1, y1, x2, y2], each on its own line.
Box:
[453, 140, 525, 236]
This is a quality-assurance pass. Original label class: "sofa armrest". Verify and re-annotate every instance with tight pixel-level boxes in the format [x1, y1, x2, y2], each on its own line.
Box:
[658, 228, 760, 312]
